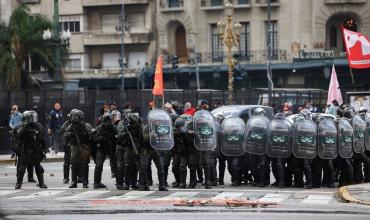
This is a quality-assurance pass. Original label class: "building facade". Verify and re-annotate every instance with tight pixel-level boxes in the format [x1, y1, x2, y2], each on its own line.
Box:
[157, 0, 370, 91]
[9, 0, 370, 90]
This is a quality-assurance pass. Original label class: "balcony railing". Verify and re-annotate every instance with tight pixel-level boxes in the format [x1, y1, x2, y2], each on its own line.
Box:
[82, 0, 149, 6]
[64, 68, 139, 79]
[17, 0, 40, 3]
[162, 49, 289, 65]
[325, 0, 366, 4]
[160, 0, 184, 11]
[255, 0, 280, 6]
[83, 30, 150, 45]
[200, 0, 224, 9]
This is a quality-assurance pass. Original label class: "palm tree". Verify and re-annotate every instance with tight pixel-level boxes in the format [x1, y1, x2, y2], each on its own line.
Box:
[0, 5, 55, 89]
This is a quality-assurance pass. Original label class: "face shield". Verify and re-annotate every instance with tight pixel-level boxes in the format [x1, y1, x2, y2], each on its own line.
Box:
[111, 110, 122, 122]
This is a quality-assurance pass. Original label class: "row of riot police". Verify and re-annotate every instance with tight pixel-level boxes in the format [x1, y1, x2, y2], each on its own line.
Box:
[13, 105, 370, 190]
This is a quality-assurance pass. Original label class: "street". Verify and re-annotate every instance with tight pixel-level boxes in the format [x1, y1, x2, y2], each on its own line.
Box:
[1, 161, 369, 220]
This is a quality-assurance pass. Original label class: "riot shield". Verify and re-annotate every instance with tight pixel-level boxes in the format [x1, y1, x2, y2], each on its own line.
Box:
[220, 117, 245, 157]
[266, 117, 292, 159]
[193, 110, 217, 151]
[337, 118, 353, 159]
[148, 109, 174, 150]
[366, 113, 370, 151]
[317, 118, 338, 159]
[242, 115, 270, 155]
[352, 114, 366, 153]
[292, 119, 317, 159]
[210, 120, 221, 158]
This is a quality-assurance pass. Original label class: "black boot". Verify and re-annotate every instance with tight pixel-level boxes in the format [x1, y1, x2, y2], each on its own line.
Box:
[204, 166, 212, 189]
[83, 165, 89, 188]
[69, 166, 78, 188]
[179, 169, 187, 189]
[63, 165, 70, 184]
[188, 168, 197, 188]
[158, 167, 168, 191]
[116, 168, 125, 190]
[37, 174, 48, 189]
[15, 171, 25, 189]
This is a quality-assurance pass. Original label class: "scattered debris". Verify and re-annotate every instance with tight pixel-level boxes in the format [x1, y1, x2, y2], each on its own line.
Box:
[337, 185, 370, 205]
[173, 198, 277, 208]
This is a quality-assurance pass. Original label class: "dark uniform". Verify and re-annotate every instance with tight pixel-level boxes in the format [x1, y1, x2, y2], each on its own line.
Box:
[171, 118, 189, 188]
[14, 110, 47, 189]
[64, 110, 93, 188]
[92, 114, 117, 189]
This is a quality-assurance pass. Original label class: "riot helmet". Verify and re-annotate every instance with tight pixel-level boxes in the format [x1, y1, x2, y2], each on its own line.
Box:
[126, 112, 141, 128]
[23, 110, 38, 123]
[70, 109, 84, 123]
[101, 113, 112, 124]
[68, 109, 79, 120]
[253, 107, 266, 116]
[174, 118, 185, 128]
[300, 109, 312, 120]
[274, 112, 286, 120]
[111, 110, 122, 122]
[343, 107, 354, 119]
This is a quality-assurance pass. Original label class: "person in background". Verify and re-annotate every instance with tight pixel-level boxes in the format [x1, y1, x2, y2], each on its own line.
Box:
[283, 102, 293, 116]
[9, 105, 22, 159]
[172, 101, 183, 116]
[327, 100, 339, 117]
[110, 102, 117, 112]
[183, 102, 196, 116]
[47, 102, 64, 155]
[164, 103, 177, 115]
[96, 101, 110, 125]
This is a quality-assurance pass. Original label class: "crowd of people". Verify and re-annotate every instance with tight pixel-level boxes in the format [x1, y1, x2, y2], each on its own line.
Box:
[8, 99, 370, 191]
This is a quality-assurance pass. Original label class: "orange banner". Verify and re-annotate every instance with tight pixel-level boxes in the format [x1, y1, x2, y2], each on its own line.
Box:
[152, 55, 164, 96]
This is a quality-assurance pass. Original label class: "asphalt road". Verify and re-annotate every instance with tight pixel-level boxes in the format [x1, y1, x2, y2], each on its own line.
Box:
[1, 160, 369, 220]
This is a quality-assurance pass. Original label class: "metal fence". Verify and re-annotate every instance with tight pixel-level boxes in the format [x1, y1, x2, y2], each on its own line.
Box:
[0, 89, 327, 153]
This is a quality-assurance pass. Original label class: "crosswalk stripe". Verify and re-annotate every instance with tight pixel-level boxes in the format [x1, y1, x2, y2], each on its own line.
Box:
[155, 191, 199, 200]
[301, 194, 333, 204]
[211, 192, 245, 199]
[55, 190, 108, 200]
[9, 190, 64, 200]
[257, 193, 290, 203]
[105, 191, 155, 200]
[0, 190, 17, 196]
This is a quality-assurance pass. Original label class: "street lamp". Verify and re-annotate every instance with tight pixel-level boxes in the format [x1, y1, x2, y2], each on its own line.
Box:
[217, 0, 241, 104]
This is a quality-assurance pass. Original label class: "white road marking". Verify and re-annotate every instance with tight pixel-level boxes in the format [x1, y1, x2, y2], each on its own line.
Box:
[211, 192, 245, 199]
[155, 191, 199, 200]
[257, 193, 290, 203]
[105, 191, 155, 200]
[301, 194, 333, 204]
[55, 190, 108, 200]
[9, 190, 64, 200]
[0, 190, 17, 196]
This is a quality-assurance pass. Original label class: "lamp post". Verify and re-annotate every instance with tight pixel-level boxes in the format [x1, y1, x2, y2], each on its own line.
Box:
[217, 1, 241, 104]
[119, 2, 125, 91]
[42, 0, 70, 89]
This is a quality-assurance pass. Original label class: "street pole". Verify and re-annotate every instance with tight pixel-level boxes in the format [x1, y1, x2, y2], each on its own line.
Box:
[267, 0, 273, 106]
[194, 46, 200, 91]
[120, 1, 125, 91]
[53, 0, 63, 89]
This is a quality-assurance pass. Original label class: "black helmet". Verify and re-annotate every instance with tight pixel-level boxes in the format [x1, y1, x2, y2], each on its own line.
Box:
[274, 112, 285, 120]
[300, 109, 312, 119]
[126, 112, 141, 125]
[253, 107, 266, 116]
[343, 107, 354, 119]
[101, 113, 112, 123]
[71, 109, 84, 123]
[170, 113, 178, 123]
[23, 110, 38, 123]
[174, 118, 185, 128]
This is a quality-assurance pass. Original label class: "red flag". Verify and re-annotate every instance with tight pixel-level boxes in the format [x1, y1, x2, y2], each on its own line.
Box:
[327, 65, 343, 105]
[342, 27, 370, 69]
[152, 55, 164, 96]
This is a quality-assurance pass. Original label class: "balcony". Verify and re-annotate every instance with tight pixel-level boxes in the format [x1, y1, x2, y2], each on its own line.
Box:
[64, 68, 139, 79]
[160, 0, 184, 12]
[82, 0, 148, 7]
[83, 30, 150, 46]
[200, 0, 224, 10]
[255, 0, 280, 7]
[325, 0, 366, 4]
[162, 49, 289, 65]
[17, 0, 40, 3]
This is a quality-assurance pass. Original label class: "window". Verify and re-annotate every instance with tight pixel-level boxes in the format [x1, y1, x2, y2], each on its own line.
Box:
[211, 24, 223, 62]
[211, 0, 223, 6]
[265, 20, 278, 60]
[127, 12, 145, 30]
[240, 22, 250, 60]
[168, 0, 181, 7]
[59, 16, 81, 33]
[103, 52, 120, 69]
[329, 26, 337, 49]
[102, 14, 120, 31]
[65, 59, 81, 71]
[238, 0, 250, 4]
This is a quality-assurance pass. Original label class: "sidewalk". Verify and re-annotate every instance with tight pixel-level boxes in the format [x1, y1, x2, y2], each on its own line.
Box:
[337, 183, 370, 205]
[0, 152, 65, 164]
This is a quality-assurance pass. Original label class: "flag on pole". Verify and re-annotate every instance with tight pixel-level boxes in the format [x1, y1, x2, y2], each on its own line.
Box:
[342, 27, 370, 69]
[152, 55, 164, 96]
[327, 65, 343, 105]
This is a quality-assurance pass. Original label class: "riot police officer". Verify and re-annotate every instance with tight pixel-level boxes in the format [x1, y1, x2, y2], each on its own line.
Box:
[93, 113, 117, 189]
[14, 110, 47, 189]
[171, 118, 189, 188]
[64, 109, 93, 188]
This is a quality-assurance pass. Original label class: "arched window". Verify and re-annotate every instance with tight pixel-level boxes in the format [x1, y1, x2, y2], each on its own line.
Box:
[329, 26, 337, 49]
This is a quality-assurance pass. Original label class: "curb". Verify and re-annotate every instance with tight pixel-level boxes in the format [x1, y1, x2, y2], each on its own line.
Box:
[0, 157, 64, 165]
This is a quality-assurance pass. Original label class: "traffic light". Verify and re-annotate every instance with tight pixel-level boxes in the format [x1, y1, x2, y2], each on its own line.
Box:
[172, 55, 178, 69]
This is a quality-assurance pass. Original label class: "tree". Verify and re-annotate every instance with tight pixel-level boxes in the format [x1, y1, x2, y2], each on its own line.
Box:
[0, 5, 55, 89]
